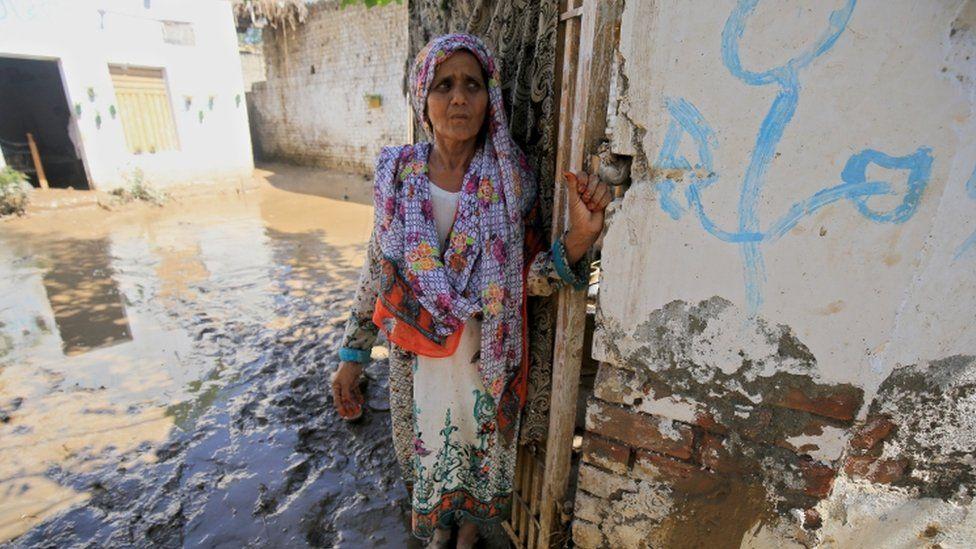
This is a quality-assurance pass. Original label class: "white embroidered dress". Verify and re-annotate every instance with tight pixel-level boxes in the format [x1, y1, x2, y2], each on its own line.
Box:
[409, 182, 516, 532]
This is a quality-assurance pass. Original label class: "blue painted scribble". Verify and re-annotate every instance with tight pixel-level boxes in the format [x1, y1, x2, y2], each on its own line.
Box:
[654, 97, 720, 220]
[954, 166, 976, 260]
[841, 148, 933, 223]
[652, 0, 935, 314]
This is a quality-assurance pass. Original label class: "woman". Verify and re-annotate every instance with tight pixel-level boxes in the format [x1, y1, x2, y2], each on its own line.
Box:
[332, 34, 610, 547]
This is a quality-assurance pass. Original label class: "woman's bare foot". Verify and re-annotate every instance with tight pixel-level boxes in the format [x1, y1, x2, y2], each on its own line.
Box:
[425, 527, 451, 548]
[457, 521, 478, 548]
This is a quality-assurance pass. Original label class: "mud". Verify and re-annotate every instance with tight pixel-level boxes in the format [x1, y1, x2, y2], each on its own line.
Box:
[0, 167, 421, 547]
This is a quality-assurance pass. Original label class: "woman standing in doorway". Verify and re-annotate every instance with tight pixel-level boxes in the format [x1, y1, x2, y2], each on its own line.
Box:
[332, 34, 610, 547]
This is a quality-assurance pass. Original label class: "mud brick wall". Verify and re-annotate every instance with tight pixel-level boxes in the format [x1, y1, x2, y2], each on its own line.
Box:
[574, 299, 868, 548]
[248, 0, 409, 174]
[576, 300, 976, 547]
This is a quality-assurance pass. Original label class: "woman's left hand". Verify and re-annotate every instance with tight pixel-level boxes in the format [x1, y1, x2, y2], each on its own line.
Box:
[563, 171, 612, 263]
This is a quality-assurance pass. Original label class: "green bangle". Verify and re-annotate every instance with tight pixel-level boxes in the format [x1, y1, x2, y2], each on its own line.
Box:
[552, 235, 587, 291]
[339, 346, 371, 363]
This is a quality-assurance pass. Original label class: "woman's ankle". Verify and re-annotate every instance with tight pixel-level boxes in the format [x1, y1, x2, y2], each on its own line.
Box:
[457, 522, 478, 547]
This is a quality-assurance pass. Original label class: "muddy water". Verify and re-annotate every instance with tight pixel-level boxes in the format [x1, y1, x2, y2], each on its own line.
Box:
[0, 168, 419, 547]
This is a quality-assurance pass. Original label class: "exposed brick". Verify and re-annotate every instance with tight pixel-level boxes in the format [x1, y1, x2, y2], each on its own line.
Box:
[572, 519, 605, 549]
[738, 408, 774, 443]
[694, 411, 729, 435]
[592, 364, 638, 406]
[850, 415, 896, 451]
[803, 508, 822, 530]
[769, 384, 863, 422]
[697, 432, 751, 475]
[633, 450, 721, 495]
[581, 434, 631, 475]
[585, 400, 694, 460]
[798, 460, 836, 498]
[574, 491, 605, 524]
[578, 463, 637, 499]
[844, 456, 908, 484]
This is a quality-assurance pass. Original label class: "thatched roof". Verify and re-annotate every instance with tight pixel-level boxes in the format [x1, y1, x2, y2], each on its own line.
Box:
[232, 0, 309, 31]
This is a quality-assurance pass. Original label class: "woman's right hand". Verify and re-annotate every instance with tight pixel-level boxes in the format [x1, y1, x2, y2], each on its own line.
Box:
[331, 361, 365, 419]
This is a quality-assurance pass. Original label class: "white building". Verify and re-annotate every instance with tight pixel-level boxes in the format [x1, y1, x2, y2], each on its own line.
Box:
[0, 0, 253, 190]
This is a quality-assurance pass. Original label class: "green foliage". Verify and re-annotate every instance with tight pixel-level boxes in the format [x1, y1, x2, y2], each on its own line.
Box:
[340, 0, 402, 8]
[0, 167, 31, 216]
[111, 168, 167, 206]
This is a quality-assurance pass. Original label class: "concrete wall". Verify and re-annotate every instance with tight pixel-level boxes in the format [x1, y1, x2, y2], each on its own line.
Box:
[0, 0, 253, 190]
[576, 0, 976, 547]
[247, 0, 409, 175]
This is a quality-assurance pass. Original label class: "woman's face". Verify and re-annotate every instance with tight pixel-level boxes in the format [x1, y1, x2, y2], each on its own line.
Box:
[426, 51, 489, 143]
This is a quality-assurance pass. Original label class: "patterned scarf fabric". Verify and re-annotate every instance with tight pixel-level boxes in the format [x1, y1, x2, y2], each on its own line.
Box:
[373, 34, 537, 431]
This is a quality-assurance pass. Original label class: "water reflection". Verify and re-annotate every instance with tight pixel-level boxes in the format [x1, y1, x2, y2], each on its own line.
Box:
[40, 238, 133, 356]
[0, 171, 380, 544]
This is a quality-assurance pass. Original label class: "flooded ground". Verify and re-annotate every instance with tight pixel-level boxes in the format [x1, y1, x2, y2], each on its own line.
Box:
[0, 165, 421, 547]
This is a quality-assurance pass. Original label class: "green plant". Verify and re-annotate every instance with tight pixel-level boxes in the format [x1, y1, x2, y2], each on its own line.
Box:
[112, 168, 166, 205]
[0, 167, 31, 216]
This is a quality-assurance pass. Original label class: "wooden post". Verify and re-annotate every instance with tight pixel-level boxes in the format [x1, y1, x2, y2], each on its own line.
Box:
[537, 0, 622, 546]
[26, 132, 49, 189]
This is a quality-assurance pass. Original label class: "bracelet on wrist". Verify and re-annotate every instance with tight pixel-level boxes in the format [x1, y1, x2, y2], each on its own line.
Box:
[338, 346, 371, 364]
[551, 234, 588, 291]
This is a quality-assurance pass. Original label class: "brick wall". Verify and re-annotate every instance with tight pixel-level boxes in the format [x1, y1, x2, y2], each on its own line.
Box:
[247, 0, 409, 174]
[576, 296, 976, 547]
[571, 298, 890, 547]
[573, 317, 863, 547]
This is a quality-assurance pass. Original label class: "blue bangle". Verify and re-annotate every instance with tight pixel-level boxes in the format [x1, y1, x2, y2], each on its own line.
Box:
[551, 236, 587, 291]
[339, 346, 371, 363]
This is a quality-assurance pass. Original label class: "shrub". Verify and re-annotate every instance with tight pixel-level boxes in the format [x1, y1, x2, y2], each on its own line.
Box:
[0, 167, 31, 216]
[111, 168, 166, 205]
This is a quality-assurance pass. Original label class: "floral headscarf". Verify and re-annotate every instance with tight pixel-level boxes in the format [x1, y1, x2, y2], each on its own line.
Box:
[372, 34, 537, 438]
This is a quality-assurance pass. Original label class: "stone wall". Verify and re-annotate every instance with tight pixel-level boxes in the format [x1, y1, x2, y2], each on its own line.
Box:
[575, 0, 976, 547]
[248, 0, 409, 175]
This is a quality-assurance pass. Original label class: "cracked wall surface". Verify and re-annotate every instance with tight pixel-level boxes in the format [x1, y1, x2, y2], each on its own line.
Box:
[577, 0, 976, 547]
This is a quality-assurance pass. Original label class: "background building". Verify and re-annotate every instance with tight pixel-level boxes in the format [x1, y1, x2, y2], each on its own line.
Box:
[0, 0, 254, 190]
[246, 0, 409, 175]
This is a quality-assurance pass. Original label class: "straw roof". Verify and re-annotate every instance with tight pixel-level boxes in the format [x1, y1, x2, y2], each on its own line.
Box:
[232, 0, 309, 31]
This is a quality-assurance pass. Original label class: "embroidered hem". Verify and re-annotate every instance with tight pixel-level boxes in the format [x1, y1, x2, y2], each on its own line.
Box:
[412, 489, 512, 540]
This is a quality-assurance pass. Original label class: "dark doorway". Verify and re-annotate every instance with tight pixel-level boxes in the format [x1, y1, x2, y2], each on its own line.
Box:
[0, 57, 90, 189]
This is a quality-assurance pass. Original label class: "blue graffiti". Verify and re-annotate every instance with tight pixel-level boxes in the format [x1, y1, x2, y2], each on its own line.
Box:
[841, 149, 933, 224]
[652, 0, 935, 315]
[954, 166, 976, 260]
[654, 97, 720, 220]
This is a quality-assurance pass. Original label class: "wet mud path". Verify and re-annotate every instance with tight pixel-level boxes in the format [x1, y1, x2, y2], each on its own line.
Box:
[0, 168, 418, 547]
